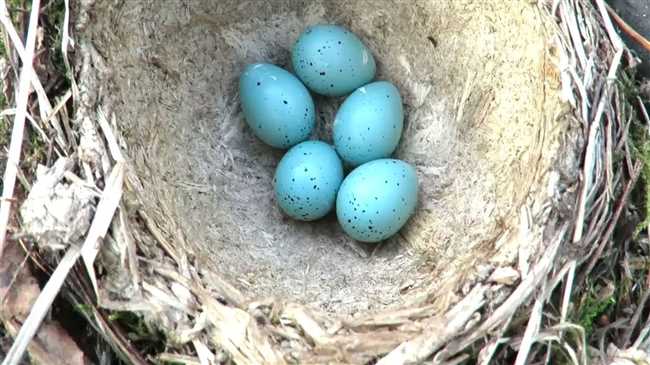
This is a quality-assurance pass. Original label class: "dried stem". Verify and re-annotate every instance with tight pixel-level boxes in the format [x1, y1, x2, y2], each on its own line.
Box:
[605, 3, 650, 53]
[0, 0, 40, 270]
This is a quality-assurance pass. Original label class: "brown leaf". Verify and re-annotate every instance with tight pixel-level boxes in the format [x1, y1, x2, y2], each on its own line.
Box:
[1, 240, 89, 365]
[0, 240, 39, 320]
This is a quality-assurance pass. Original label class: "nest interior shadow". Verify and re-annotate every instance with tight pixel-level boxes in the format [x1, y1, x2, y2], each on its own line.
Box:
[83, 0, 577, 314]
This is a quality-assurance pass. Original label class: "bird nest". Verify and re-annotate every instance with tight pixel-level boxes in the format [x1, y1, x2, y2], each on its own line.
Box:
[0, 0, 645, 364]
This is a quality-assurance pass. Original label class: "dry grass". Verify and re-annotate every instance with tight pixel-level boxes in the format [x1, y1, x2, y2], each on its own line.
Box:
[0, 0, 41, 265]
[0, 0, 647, 364]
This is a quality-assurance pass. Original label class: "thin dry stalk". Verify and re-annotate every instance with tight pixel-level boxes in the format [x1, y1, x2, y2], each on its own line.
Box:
[580, 159, 642, 284]
[0, 0, 40, 269]
[595, 0, 624, 52]
[515, 281, 547, 365]
[606, 4, 650, 54]
[0, 1, 66, 150]
[622, 290, 650, 348]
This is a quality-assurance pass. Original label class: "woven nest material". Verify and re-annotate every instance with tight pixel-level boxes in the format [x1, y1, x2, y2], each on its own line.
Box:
[0, 0, 644, 364]
[79, 0, 577, 317]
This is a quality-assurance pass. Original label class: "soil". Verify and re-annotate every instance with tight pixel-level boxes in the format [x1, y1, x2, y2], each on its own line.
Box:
[82, 0, 569, 314]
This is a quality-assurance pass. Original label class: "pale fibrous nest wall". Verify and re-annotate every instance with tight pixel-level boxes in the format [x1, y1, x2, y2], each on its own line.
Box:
[0, 0, 644, 364]
[80, 0, 573, 316]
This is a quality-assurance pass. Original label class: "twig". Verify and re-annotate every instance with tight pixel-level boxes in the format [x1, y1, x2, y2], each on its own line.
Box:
[80, 107, 125, 297]
[573, 48, 623, 244]
[514, 280, 546, 365]
[605, 3, 650, 53]
[622, 290, 650, 348]
[156, 353, 201, 365]
[563, 0, 588, 70]
[61, 0, 77, 97]
[579, 159, 643, 285]
[638, 96, 650, 135]
[595, 0, 624, 52]
[0, 0, 40, 268]
[0, 0, 67, 150]
[516, 258, 580, 364]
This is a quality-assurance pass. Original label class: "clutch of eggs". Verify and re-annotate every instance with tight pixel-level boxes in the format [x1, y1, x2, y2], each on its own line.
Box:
[239, 63, 315, 149]
[238, 24, 417, 243]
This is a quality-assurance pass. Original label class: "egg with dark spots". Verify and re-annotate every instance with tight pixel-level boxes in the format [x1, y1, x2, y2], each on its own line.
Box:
[336, 159, 417, 242]
[333, 81, 404, 166]
[292, 25, 376, 96]
[239, 63, 315, 148]
[274, 141, 344, 221]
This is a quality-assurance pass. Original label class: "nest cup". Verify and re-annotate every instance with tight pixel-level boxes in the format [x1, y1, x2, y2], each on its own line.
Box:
[81, 0, 579, 346]
[83, 0, 576, 312]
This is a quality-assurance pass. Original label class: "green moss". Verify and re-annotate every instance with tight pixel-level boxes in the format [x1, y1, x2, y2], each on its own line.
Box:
[73, 303, 94, 316]
[575, 283, 616, 337]
[616, 68, 650, 236]
[108, 311, 166, 356]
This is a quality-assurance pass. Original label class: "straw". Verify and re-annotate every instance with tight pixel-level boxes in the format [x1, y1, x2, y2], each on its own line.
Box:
[0, 0, 40, 269]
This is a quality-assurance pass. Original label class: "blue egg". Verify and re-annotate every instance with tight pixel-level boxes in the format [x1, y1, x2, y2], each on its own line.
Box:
[274, 141, 344, 221]
[292, 25, 376, 96]
[336, 159, 417, 242]
[239, 63, 315, 149]
[333, 81, 404, 167]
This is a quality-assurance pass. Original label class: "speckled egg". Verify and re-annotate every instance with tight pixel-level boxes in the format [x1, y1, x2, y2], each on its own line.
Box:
[274, 141, 344, 221]
[292, 25, 376, 96]
[239, 63, 315, 149]
[336, 159, 417, 242]
[333, 81, 404, 167]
